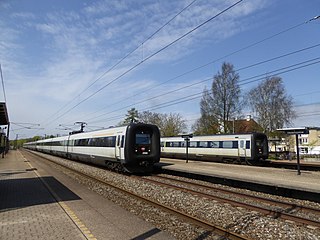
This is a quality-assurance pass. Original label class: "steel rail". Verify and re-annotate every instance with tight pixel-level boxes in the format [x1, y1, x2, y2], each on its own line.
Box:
[154, 175, 320, 214]
[140, 175, 320, 228]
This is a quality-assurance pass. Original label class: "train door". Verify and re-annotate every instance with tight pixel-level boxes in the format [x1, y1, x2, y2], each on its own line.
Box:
[238, 139, 246, 159]
[115, 135, 121, 159]
[115, 135, 124, 160]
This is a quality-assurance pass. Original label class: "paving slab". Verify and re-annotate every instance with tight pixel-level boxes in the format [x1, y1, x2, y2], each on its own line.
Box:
[0, 150, 174, 240]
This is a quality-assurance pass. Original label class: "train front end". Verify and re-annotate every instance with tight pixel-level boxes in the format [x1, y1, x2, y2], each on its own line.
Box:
[251, 133, 269, 161]
[123, 123, 160, 173]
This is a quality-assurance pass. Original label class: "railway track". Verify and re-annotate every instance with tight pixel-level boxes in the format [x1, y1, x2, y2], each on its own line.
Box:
[22, 150, 250, 240]
[138, 174, 320, 228]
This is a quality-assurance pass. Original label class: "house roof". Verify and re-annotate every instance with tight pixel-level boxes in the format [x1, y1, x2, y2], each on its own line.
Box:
[227, 119, 263, 133]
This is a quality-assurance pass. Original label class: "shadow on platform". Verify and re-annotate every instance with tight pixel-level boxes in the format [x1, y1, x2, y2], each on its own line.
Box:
[155, 162, 174, 167]
[0, 176, 81, 211]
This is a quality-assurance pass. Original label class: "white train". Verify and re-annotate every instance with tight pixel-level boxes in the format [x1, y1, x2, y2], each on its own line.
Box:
[161, 133, 268, 162]
[24, 123, 160, 173]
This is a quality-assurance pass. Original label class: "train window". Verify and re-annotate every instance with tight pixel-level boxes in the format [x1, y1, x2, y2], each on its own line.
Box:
[75, 138, 89, 146]
[104, 136, 116, 147]
[198, 141, 208, 148]
[165, 142, 171, 147]
[246, 141, 250, 149]
[256, 140, 263, 146]
[232, 141, 238, 149]
[221, 141, 238, 149]
[209, 141, 219, 148]
[161, 142, 164, 147]
[121, 136, 124, 148]
[180, 141, 185, 147]
[88, 138, 96, 146]
[171, 142, 180, 147]
[117, 136, 120, 146]
[222, 141, 232, 148]
[136, 133, 151, 145]
[189, 141, 197, 148]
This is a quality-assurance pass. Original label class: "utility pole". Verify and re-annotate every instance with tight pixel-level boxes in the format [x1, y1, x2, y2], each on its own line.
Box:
[75, 122, 87, 132]
[69, 122, 87, 135]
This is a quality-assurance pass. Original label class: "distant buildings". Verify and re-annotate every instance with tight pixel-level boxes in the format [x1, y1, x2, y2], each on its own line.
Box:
[231, 117, 320, 156]
[294, 128, 320, 155]
[270, 127, 320, 156]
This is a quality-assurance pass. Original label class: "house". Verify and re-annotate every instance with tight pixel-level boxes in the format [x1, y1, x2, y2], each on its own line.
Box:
[277, 127, 320, 155]
[226, 116, 263, 134]
[293, 128, 320, 154]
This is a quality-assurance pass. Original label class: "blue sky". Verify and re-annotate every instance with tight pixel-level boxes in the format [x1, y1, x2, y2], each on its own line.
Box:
[0, 0, 319, 139]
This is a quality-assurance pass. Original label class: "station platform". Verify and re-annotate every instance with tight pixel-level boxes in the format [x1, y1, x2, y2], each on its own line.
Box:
[0, 150, 173, 240]
[156, 158, 320, 202]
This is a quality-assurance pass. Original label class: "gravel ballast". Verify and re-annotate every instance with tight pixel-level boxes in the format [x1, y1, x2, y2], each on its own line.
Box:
[31, 152, 320, 240]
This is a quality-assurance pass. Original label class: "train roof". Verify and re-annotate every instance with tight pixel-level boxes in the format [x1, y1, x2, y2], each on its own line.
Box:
[27, 125, 128, 144]
[161, 132, 266, 140]
[26, 123, 157, 144]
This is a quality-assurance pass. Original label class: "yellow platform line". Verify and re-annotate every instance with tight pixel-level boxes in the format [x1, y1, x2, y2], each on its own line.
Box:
[21, 153, 97, 240]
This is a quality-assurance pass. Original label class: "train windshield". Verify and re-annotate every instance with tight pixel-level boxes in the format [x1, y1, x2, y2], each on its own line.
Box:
[256, 140, 263, 146]
[136, 133, 151, 145]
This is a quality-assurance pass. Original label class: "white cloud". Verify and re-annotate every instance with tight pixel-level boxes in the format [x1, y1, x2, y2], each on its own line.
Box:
[1, 0, 272, 138]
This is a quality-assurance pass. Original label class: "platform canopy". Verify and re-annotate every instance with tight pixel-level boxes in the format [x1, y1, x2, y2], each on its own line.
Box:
[277, 127, 309, 135]
[277, 127, 310, 175]
[0, 102, 9, 125]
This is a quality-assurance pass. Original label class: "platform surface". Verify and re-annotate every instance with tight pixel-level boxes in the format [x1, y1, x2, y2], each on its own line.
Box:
[157, 158, 320, 194]
[0, 150, 174, 240]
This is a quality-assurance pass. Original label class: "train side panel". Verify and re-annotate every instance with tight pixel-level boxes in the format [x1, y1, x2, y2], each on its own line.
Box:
[23, 123, 161, 174]
[161, 133, 268, 162]
[67, 126, 127, 164]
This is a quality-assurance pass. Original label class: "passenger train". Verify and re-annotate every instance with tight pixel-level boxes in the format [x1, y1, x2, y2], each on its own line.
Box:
[24, 123, 161, 173]
[161, 133, 268, 162]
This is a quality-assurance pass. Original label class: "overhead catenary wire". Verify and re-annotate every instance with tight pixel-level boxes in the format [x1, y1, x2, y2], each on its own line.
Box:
[36, 12, 320, 135]
[81, 16, 319, 121]
[81, 57, 320, 125]
[86, 57, 320, 124]
[82, 45, 320, 123]
[42, 0, 244, 127]
[40, 0, 198, 126]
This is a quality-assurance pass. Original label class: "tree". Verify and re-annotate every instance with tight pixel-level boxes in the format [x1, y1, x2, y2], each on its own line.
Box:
[161, 113, 187, 137]
[193, 62, 242, 134]
[139, 111, 187, 137]
[248, 76, 296, 134]
[138, 111, 163, 127]
[120, 108, 139, 126]
[192, 88, 220, 135]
